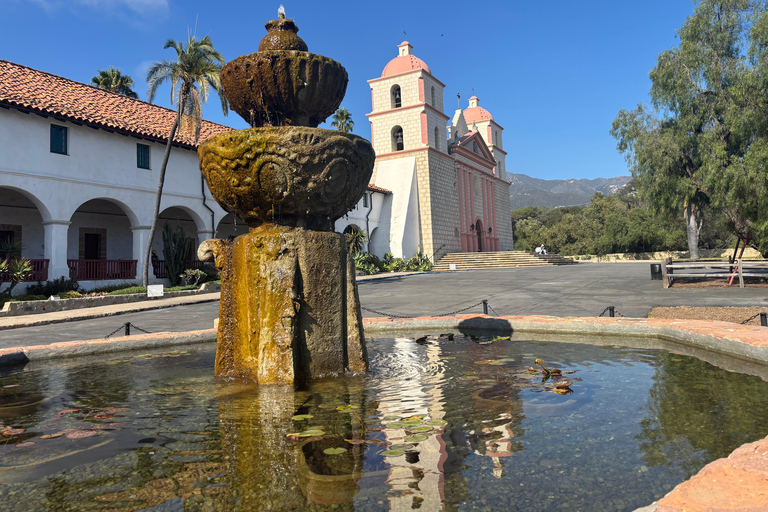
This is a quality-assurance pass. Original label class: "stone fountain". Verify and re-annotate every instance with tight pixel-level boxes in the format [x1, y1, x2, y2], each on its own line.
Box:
[197, 9, 374, 383]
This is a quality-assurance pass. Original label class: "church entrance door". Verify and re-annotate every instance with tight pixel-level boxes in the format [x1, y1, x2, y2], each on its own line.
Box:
[476, 220, 483, 252]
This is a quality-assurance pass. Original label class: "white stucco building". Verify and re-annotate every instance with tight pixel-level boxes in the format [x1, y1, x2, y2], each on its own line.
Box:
[0, 59, 245, 291]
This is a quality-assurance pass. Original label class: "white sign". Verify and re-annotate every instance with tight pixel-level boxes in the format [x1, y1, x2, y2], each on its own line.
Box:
[449, 263, 457, 271]
[147, 285, 164, 297]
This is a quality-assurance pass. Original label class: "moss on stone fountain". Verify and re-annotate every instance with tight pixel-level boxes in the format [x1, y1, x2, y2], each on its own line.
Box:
[198, 11, 373, 383]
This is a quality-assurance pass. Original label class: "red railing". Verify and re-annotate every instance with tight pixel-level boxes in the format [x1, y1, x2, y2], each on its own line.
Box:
[0, 259, 49, 282]
[67, 259, 137, 281]
[151, 260, 205, 279]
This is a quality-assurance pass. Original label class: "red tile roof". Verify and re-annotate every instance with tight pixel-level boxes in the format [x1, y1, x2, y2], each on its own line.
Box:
[0, 59, 231, 148]
[367, 184, 392, 195]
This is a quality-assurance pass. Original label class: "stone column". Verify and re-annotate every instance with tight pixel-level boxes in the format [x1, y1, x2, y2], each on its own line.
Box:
[131, 226, 151, 282]
[43, 220, 71, 281]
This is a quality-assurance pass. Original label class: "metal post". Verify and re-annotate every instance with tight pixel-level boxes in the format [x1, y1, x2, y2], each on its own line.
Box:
[761, 313, 767, 327]
[482, 300, 488, 315]
[608, 306, 615, 318]
[124, 322, 131, 336]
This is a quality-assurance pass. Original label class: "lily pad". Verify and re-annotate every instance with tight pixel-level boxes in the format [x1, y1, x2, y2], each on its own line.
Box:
[381, 449, 405, 457]
[346, 439, 367, 445]
[487, 360, 506, 366]
[336, 405, 359, 412]
[15, 441, 35, 447]
[408, 426, 432, 433]
[382, 416, 401, 421]
[323, 447, 347, 455]
[65, 430, 98, 439]
[441, 356, 456, 360]
[425, 419, 447, 426]
[405, 434, 428, 442]
[292, 414, 314, 421]
[474, 360, 490, 365]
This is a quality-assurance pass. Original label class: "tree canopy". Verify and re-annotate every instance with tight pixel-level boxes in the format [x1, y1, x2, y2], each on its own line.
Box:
[91, 67, 138, 98]
[612, 0, 768, 257]
[142, 33, 228, 286]
[330, 107, 354, 133]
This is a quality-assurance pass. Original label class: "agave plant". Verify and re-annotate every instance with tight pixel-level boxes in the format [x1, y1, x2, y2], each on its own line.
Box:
[0, 258, 33, 296]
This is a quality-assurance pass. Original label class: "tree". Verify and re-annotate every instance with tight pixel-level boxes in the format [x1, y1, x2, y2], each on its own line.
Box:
[611, 0, 768, 259]
[330, 107, 354, 133]
[91, 67, 139, 98]
[142, 33, 228, 286]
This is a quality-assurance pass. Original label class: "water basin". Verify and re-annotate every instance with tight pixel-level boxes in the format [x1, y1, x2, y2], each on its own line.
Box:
[1, 335, 767, 511]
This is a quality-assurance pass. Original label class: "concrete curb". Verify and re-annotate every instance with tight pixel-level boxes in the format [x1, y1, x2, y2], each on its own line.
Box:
[0, 293, 221, 331]
[0, 329, 217, 365]
[0, 282, 221, 318]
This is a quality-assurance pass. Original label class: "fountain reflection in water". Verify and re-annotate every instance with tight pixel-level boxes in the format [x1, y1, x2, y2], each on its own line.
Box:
[198, 8, 374, 383]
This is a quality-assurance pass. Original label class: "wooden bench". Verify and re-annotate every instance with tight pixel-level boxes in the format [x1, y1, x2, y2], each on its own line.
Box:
[662, 258, 768, 288]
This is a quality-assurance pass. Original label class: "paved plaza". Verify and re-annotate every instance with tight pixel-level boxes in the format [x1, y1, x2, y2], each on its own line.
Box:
[1, 262, 766, 349]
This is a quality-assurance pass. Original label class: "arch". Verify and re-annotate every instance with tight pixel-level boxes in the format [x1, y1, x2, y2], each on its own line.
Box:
[391, 84, 402, 108]
[215, 213, 249, 240]
[157, 204, 206, 233]
[67, 198, 138, 260]
[434, 126, 440, 150]
[343, 224, 361, 235]
[431, 86, 435, 106]
[149, 206, 204, 262]
[391, 126, 404, 152]
[0, 186, 48, 260]
[0, 185, 52, 223]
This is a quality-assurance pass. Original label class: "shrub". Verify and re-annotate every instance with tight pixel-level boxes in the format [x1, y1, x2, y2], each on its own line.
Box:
[90, 283, 138, 294]
[405, 246, 433, 271]
[27, 277, 80, 296]
[199, 263, 220, 282]
[0, 258, 33, 296]
[108, 286, 147, 296]
[162, 223, 192, 287]
[345, 227, 367, 255]
[166, 285, 198, 292]
[181, 269, 206, 286]
[57, 290, 82, 299]
[353, 252, 383, 275]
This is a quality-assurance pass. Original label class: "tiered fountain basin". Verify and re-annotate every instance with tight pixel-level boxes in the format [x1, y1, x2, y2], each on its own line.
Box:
[1, 316, 768, 511]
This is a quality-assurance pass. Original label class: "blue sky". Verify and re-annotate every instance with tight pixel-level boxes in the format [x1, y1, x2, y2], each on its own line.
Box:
[1, 0, 696, 180]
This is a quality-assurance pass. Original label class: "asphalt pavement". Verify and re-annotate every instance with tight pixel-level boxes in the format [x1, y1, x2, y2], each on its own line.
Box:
[1, 262, 766, 349]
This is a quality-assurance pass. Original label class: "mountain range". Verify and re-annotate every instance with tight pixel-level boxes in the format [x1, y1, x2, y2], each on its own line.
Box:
[508, 173, 632, 209]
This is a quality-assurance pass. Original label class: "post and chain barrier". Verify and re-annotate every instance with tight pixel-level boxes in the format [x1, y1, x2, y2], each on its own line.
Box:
[360, 299, 489, 319]
[740, 312, 768, 326]
[598, 306, 625, 318]
[105, 322, 152, 339]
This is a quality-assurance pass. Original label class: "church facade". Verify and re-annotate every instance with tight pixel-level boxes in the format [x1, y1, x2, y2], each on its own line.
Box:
[362, 41, 514, 261]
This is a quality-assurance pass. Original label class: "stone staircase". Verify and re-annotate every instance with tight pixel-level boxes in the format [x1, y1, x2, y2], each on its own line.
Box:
[432, 251, 578, 272]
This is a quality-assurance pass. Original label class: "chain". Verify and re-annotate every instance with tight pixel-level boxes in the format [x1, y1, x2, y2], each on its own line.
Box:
[129, 323, 152, 334]
[741, 313, 763, 325]
[598, 307, 611, 317]
[104, 322, 152, 338]
[360, 300, 487, 319]
[488, 304, 500, 317]
[104, 326, 124, 339]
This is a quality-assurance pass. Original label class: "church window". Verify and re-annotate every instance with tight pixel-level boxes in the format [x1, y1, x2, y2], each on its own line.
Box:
[391, 85, 402, 109]
[434, 127, 440, 150]
[472, 141, 479, 154]
[495, 130, 500, 145]
[392, 126, 404, 151]
[431, 86, 435, 106]
[363, 193, 368, 208]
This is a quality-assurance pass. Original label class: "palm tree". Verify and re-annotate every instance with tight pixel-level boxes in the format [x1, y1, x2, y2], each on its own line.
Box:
[142, 33, 228, 286]
[91, 67, 139, 98]
[330, 107, 354, 133]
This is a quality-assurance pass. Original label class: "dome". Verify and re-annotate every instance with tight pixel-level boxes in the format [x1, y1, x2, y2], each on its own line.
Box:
[463, 95, 494, 123]
[381, 41, 431, 77]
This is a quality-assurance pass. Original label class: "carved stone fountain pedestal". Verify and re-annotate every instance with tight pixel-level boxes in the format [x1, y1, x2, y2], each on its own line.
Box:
[197, 15, 374, 383]
[201, 226, 366, 382]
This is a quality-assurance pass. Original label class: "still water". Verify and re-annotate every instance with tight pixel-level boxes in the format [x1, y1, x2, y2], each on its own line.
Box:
[1, 336, 768, 512]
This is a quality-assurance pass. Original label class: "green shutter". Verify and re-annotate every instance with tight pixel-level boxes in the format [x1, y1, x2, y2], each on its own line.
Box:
[137, 144, 150, 169]
[50, 124, 67, 154]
